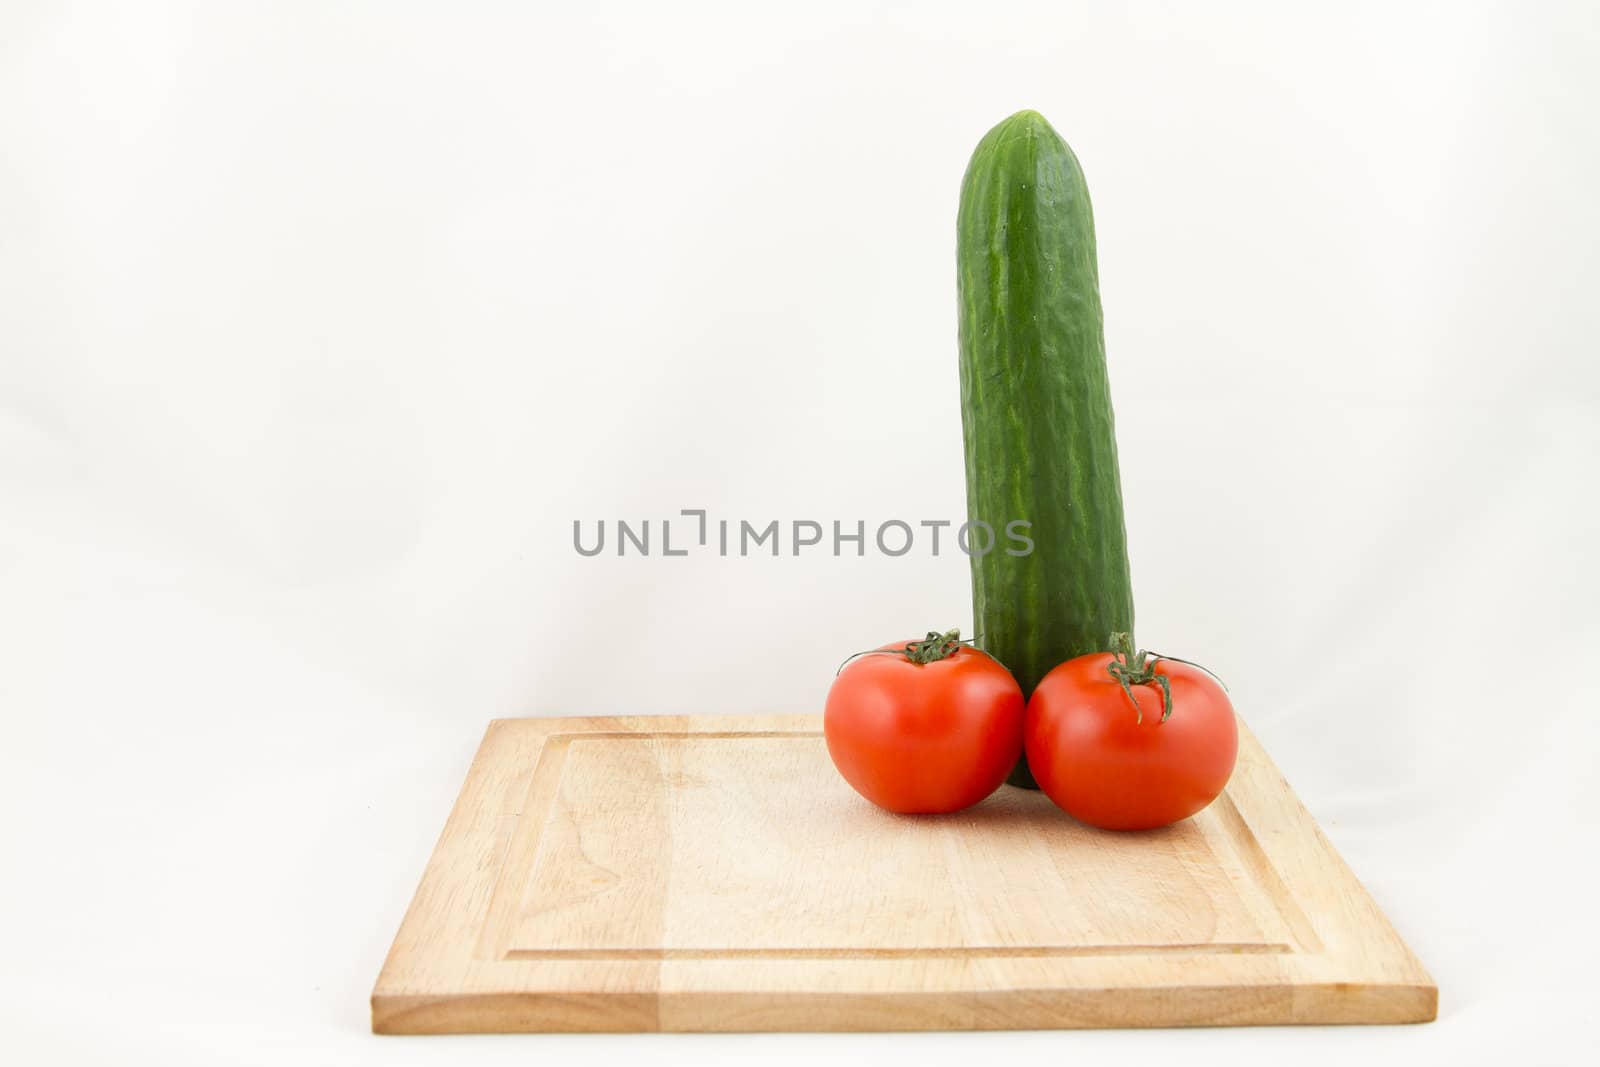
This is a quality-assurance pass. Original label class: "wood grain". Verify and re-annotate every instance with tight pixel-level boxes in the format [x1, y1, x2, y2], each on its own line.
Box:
[372, 715, 1434, 1032]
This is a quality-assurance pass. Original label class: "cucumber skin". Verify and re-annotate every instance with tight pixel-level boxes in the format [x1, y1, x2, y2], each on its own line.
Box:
[956, 111, 1135, 788]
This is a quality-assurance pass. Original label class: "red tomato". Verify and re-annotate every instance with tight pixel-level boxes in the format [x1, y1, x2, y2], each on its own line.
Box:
[1025, 649, 1237, 831]
[825, 634, 1024, 814]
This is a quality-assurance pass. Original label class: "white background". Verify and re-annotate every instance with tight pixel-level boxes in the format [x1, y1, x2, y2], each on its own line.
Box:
[3, 1, 1596, 1063]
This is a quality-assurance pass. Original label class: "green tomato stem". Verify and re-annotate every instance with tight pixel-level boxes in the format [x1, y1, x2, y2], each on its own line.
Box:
[1105, 632, 1172, 724]
[835, 629, 972, 674]
[1103, 633, 1228, 724]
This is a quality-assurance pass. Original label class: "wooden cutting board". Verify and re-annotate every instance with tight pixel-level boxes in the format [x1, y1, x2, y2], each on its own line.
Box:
[372, 714, 1434, 1032]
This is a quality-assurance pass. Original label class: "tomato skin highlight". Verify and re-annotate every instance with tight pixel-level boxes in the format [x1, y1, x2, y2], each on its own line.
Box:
[1025, 653, 1238, 831]
[825, 642, 1025, 814]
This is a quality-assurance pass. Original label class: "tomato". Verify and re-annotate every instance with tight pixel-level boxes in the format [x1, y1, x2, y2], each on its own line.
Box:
[1025, 640, 1237, 831]
[825, 631, 1024, 814]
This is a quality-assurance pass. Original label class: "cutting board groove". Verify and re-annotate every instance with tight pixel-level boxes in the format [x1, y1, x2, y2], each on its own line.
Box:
[373, 715, 1434, 1032]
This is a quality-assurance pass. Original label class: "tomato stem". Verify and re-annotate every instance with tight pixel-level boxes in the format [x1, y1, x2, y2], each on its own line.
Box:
[1105, 632, 1171, 724]
[835, 629, 973, 674]
[1104, 633, 1229, 724]
[902, 629, 966, 664]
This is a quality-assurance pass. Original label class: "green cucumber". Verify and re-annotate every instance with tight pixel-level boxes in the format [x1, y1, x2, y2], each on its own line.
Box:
[957, 110, 1135, 788]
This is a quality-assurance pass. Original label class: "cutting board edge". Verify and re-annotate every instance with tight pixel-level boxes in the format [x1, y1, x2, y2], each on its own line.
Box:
[371, 977, 1438, 1033]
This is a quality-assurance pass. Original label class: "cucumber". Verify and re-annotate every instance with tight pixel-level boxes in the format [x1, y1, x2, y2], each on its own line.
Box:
[957, 110, 1135, 788]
